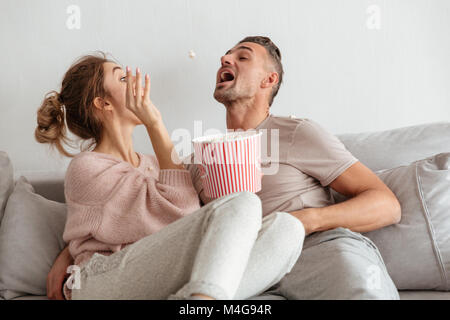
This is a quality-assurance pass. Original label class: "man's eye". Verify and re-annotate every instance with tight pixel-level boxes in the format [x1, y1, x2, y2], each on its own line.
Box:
[239, 57, 248, 61]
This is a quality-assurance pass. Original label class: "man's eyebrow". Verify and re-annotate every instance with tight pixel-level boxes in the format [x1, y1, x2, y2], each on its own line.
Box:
[112, 66, 123, 74]
[225, 46, 254, 55]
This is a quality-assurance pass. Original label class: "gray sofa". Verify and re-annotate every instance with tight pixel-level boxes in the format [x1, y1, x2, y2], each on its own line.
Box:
[1, 121, 450, 300]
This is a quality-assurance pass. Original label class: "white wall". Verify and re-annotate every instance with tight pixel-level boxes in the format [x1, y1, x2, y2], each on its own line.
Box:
[1, 0, 449, 174]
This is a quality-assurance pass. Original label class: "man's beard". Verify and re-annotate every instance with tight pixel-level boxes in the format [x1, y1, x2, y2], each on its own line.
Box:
[214, 82, 255, 105]
[214, 86, 239, 105]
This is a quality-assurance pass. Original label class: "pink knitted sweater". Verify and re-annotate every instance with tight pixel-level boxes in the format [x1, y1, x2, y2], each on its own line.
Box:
[62, 151, 201, 267]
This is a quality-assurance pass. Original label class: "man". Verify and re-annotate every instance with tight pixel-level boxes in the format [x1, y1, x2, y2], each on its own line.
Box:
[188, 36, 401, 299]
[47, 36, 401, 300]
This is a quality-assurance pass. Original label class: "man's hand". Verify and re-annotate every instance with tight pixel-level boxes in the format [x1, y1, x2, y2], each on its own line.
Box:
[46, 246, 73, 300]
[288, 208, 319, 236]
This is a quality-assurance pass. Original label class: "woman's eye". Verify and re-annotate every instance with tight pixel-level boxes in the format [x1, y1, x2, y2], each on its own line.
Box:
[120, 76, 127, 82]
[239, 57, 248, 61]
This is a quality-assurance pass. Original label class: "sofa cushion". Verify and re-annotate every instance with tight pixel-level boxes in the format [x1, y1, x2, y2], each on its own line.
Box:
[0, 151, 14, 223]
[18, 171, 66, 203]
[337, 122, 450, 171]
[0, 176, 67, 299]
[334, 153, 450, 290]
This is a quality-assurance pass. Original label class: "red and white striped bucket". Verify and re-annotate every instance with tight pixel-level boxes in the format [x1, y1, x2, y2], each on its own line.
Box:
[192, 131, 262, 199]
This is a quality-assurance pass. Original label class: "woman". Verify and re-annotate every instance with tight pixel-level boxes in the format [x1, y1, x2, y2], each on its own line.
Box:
[35, 52, 305, 300]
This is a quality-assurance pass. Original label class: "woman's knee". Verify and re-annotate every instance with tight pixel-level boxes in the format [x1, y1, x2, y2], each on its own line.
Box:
[228, 191, 261, 208]
[270, 212, 305, 245]
[210, 192, 262, 223]
[262, 212, 305, 269]
[234, 192, 262, 212]
[231, 192, 262, 225]
[199, 192, 263, 237]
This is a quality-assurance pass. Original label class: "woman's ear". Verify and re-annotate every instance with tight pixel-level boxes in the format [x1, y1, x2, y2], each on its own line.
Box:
[261, 72, 279, 89]
[93, 97, 113, 111]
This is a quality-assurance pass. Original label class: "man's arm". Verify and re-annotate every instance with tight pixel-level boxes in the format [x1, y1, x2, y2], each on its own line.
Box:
[290, 161, 401, 235]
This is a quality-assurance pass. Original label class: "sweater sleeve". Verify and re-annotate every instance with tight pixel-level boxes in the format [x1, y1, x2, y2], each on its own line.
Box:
[186, 153, 214, 206]
[63, 153, 201, 245]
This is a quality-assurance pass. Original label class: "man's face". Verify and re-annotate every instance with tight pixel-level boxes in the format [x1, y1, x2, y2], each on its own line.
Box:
[214, 42, 271, 105]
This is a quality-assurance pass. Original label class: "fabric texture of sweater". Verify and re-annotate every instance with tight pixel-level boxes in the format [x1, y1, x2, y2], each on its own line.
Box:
[62, 151, 201, 268]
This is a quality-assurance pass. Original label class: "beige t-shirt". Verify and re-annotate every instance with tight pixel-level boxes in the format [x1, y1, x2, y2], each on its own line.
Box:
[188, 114, 358, 217]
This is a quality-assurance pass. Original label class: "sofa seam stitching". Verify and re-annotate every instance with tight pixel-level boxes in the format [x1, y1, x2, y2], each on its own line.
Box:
[415, 163, 448, 289]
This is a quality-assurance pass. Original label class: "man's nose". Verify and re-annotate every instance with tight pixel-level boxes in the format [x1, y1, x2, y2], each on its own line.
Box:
[220, 54, 233, 66]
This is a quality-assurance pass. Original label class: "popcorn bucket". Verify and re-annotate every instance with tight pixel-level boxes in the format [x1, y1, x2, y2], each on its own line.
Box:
[192, 131, 263, 199]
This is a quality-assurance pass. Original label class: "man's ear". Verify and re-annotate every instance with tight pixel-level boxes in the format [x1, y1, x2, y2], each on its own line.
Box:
[261, 72, 279, 89]
[93, 97, 113, 111]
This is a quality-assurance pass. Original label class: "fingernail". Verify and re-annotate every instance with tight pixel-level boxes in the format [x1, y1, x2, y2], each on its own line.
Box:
[126, 66, 130, 72]
[137, 67, 140, 73]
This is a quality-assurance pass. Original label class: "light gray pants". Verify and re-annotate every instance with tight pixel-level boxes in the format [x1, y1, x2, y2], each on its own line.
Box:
[253, 227, 400, 300]
[71, 192, 305, 300]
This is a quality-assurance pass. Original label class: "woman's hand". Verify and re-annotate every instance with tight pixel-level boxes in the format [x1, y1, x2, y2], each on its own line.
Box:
[126, 66, 162, 128]
[46, 246, 73, 300]
[125, 66, 182, 169]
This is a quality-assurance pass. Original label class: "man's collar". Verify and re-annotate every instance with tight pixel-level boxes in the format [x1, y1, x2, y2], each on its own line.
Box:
[255, 113, 272, 129]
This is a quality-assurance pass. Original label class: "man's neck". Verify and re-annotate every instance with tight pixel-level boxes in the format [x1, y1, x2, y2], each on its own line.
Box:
[225, 98, 270, 130]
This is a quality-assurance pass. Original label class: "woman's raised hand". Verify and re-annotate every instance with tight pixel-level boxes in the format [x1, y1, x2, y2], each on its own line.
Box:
[125, 66, 162, 127]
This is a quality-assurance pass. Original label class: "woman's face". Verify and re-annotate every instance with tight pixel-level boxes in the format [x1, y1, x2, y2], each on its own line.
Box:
[101, 62, 142, 125]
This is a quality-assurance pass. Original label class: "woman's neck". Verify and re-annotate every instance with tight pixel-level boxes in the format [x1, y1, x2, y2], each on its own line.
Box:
[92, 124, 139, 168]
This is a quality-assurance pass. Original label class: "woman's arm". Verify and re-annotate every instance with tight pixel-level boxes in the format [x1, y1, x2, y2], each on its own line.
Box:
[46, 245, 73, 300]
[125, 67, 183, 170]
[145, 120, 183, 170]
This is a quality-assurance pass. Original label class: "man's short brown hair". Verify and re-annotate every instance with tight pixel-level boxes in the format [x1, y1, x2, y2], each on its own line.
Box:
[239, 36, 284, 106]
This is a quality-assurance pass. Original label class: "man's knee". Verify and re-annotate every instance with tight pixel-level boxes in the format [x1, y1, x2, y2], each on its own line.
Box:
[278, 235, 399, 300]
[318, 237, 399, 299]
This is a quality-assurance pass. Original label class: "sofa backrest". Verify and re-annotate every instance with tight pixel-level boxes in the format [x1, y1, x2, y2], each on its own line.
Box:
[16, 171, 66, 203]
[336, 121, 450, 172]
[16, 121, 450, 204]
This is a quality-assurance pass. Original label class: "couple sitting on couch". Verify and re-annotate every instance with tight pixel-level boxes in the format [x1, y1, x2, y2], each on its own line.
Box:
[34, 36, 401, 300]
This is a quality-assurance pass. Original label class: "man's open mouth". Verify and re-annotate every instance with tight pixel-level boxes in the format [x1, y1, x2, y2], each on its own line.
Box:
[218, 69, 235, 84]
